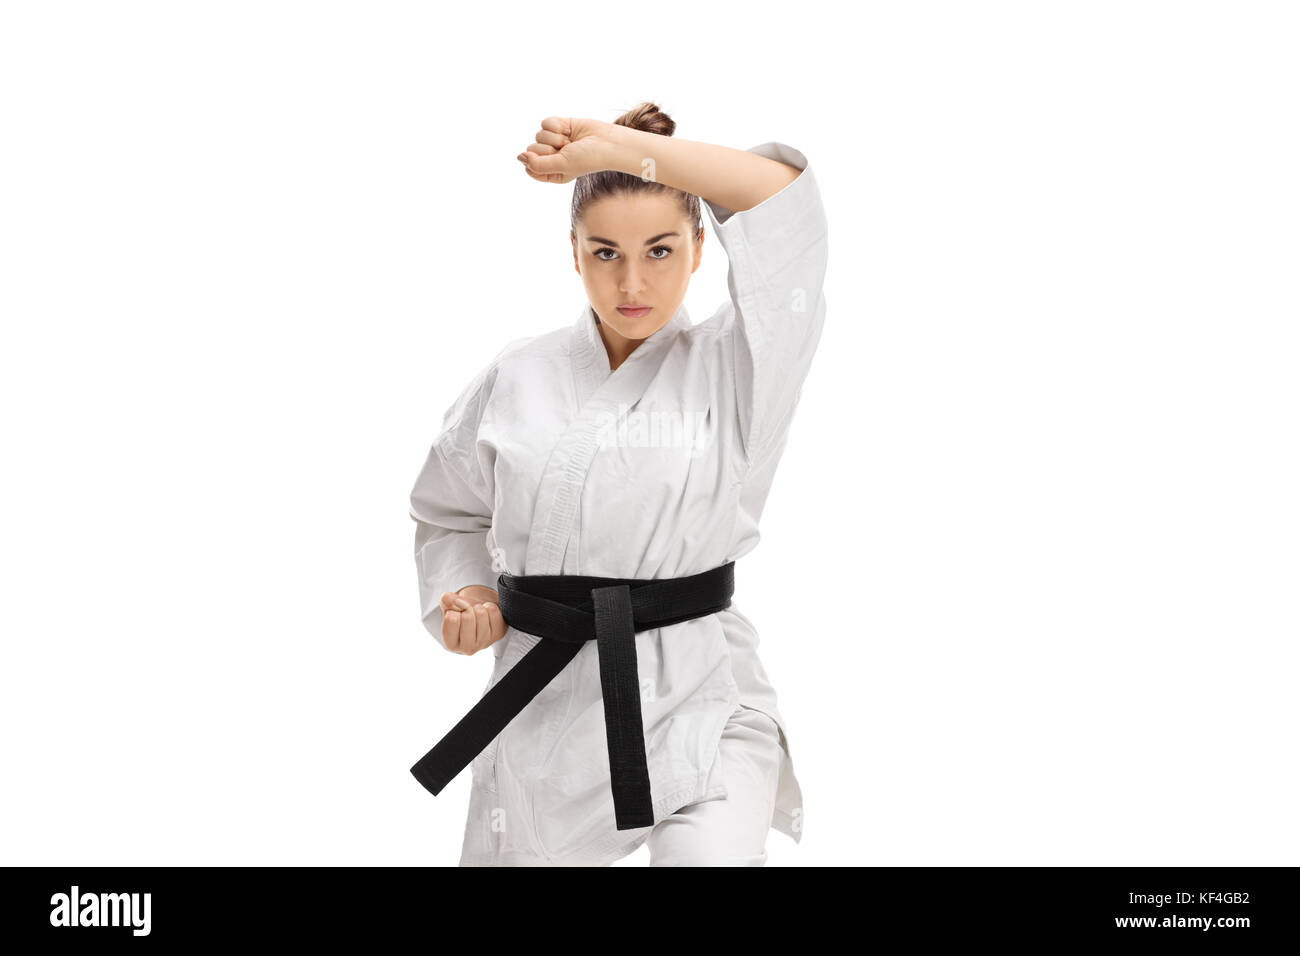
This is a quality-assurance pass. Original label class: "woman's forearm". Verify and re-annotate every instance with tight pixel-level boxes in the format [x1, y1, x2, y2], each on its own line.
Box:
[602, 125, 800, 214]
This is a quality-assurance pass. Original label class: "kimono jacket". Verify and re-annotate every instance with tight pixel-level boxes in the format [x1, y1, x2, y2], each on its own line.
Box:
[410, 141, 828, 863]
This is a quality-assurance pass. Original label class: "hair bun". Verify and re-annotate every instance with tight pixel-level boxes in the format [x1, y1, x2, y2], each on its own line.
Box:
[613, 101, 675, 137]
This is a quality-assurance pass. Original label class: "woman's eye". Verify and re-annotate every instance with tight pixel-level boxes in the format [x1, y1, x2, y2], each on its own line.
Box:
[594, 246, 673, 261]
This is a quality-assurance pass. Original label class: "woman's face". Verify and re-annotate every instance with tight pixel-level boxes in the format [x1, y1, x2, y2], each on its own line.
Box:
[571, 192, 703, 344]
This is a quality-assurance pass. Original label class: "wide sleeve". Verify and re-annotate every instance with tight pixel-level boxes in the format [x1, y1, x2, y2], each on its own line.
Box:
[409, 369, 500, 651]
[702, 141, 829, 466]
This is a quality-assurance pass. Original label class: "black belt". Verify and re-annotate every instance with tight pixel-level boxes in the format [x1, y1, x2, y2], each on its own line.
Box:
[410, 561, 735, 830]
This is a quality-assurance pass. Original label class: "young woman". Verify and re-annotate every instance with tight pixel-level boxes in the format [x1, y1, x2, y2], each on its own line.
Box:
[408, 102, 828, 866]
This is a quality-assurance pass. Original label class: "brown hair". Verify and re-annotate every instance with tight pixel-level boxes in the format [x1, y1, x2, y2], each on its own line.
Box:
[569, 101, 703, 241]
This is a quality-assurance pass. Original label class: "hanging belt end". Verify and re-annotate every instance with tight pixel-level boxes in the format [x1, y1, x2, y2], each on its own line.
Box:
[410, 757, 451, 798]
[614, 811, 656, 831]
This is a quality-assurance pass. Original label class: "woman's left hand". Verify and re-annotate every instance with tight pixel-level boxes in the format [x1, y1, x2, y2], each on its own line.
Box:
[516, 116, 623, 184]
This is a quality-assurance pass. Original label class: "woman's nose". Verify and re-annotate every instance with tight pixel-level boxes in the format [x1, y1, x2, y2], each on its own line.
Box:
[619, 267, 644, 293]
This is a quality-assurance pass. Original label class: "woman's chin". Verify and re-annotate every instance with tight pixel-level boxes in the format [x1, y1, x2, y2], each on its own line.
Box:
[601, 315, 657, 341]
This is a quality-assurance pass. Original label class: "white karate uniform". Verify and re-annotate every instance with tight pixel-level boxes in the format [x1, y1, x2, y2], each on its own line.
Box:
[642, 703, 786, 866]
[410, 141, 827, 866]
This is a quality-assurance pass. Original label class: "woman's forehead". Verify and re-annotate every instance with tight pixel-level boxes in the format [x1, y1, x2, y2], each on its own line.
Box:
[577, 193, 687, 235]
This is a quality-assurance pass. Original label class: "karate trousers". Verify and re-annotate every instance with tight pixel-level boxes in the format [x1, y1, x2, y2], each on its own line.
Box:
[457, 704, 784, 867]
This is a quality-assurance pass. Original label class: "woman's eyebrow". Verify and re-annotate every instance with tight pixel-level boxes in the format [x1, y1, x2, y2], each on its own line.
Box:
[585, 231, 679, 248]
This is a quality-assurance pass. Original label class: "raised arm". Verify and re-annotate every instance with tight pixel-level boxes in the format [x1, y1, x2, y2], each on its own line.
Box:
[696, 142, 828, 463]
[601, 125, 802, 212]
[517, 117, 800, 211]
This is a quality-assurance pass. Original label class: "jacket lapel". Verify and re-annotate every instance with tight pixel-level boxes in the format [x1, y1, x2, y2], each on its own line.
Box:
[524, 301, 690, 575]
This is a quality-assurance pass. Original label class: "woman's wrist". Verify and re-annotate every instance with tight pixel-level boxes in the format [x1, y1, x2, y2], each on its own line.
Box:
[597, 122, 648, 177]
[456, 584, 499, 605]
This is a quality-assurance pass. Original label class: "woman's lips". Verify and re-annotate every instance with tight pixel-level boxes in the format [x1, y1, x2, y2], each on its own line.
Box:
[616, 306, 652, 318]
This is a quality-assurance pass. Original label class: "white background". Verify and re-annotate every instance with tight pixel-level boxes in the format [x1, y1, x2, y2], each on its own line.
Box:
[2, 2, 1296, 867]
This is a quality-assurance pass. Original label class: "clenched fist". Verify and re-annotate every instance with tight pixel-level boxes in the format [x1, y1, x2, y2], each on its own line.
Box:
[440, 586, 507, 655]
[515, 116, 625, 184]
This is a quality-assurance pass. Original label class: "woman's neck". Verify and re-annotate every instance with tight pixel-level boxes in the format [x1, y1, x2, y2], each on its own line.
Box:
[596, 318, 642, 372]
